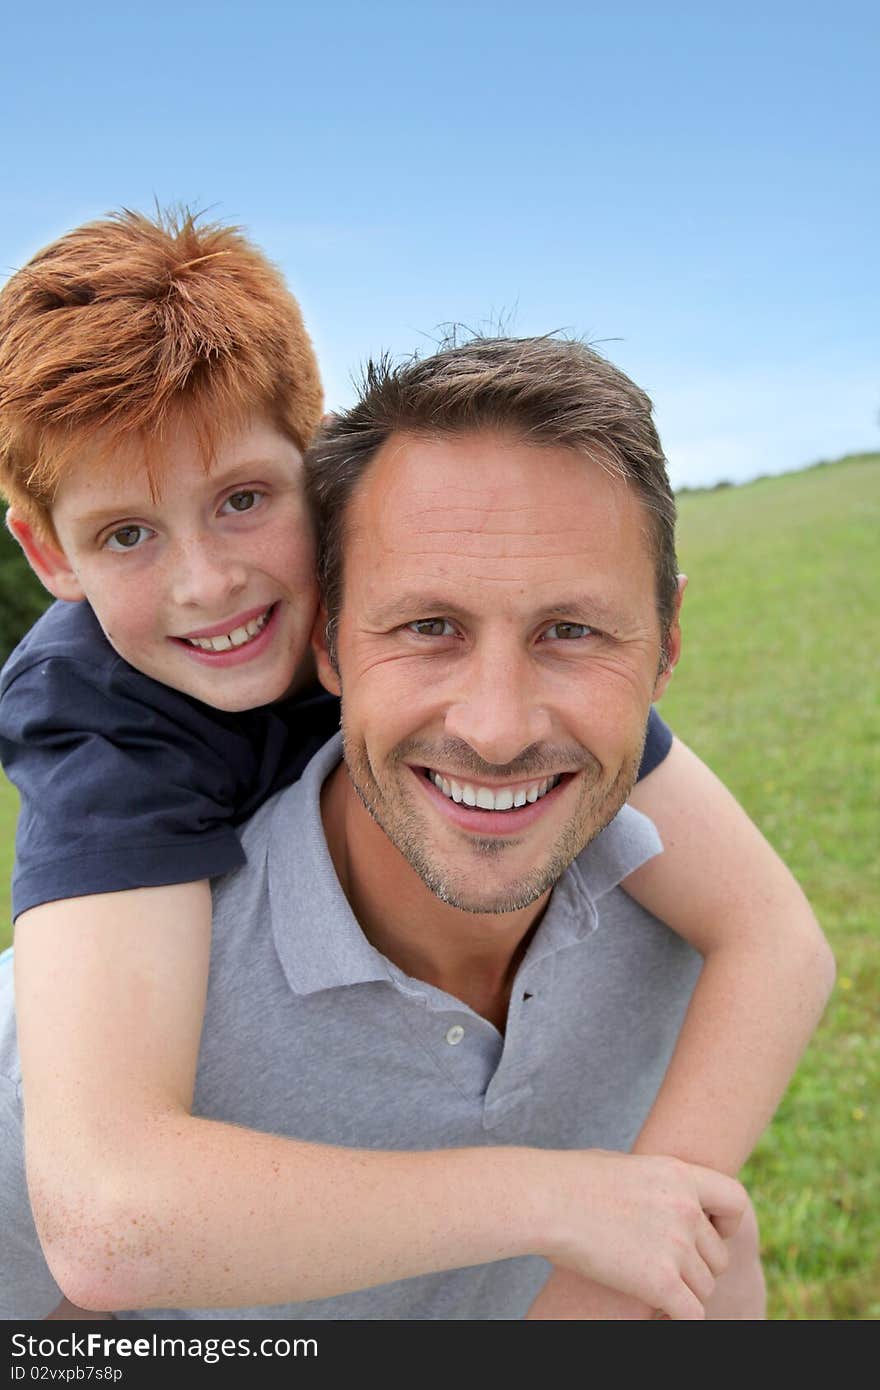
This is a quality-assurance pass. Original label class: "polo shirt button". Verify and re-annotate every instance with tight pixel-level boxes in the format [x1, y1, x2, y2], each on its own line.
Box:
[445, 1024, 465, 1045]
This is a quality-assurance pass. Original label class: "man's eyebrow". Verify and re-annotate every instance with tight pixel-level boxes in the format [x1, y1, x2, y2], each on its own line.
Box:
[532, 596, 627, 628]
[366, 595, 469, 626]
[366, 593, 629, 630]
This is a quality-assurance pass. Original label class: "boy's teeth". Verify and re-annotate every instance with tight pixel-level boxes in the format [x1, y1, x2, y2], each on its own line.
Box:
[186, 608, 271, 652]
[429, 771, 560, 811]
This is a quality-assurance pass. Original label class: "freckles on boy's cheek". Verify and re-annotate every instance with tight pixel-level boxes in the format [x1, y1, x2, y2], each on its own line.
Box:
[99, 599, 152, 647]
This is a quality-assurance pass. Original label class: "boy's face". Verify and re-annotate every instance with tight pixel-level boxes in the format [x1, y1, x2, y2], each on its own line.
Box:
[19, 416, 319, 711]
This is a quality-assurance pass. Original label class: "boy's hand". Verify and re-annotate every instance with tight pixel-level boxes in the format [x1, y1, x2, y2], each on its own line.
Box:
[539, 1151, 744, 1320]
[526, 1269, 654, 1319]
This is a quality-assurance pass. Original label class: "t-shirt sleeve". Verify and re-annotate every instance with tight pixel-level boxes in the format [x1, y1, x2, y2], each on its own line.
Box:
[1, 655, 250, 919]
[0, 1073, 64, 1318]
[577, 804, 664, 899]
[637, 707, 672, 780]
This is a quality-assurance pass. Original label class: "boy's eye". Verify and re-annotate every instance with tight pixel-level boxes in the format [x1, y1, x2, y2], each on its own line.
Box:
[222, 490, 261, 513]
[407, 618, 456, 638]
[104, 525, 153, 552]
[542, 622, 594, 641]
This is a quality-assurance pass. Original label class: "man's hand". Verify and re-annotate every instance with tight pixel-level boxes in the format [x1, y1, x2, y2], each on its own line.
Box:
[538, 1150, 744, 1320]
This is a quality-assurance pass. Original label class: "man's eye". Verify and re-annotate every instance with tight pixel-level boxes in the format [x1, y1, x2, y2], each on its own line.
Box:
[543, 622, 594, 641]
[222, 490, 261, 513]
[407, 618, 456, 638]
[104, 525, 153, 552]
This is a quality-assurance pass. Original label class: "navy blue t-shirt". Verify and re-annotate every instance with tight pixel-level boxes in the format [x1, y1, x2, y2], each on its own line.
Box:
[0, 600, 673, 920]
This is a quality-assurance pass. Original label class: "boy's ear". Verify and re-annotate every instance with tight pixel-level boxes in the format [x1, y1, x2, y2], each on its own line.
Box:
[310, 602, 341, 696]
[6, 513, 86, 602]
[652, 574, 687, 701]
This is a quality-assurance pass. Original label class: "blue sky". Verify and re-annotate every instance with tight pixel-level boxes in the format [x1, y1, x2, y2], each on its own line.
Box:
[2, 1, 876, 486]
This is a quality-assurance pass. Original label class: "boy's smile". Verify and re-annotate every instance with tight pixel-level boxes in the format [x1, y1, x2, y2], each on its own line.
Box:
[175, 601, 275, 658]
[18, 416, 319, 711]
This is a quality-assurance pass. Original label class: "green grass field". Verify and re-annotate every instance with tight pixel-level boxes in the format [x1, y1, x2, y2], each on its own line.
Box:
[662, 454, 880, 1320]
[1, 452, 877, 1318]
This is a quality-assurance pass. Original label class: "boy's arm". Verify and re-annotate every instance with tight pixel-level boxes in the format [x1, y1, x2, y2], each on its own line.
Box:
[623, 735, 835, 1170]
[46, 1300, 111, 1320]
[15, 884, 744, 1318]
[526, 735, 835, 1319]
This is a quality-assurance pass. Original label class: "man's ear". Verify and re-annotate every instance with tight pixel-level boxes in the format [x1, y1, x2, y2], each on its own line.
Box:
[653, 574, 687, 701]
[5, 513, 85, 602]
[310, 602, 341, 696]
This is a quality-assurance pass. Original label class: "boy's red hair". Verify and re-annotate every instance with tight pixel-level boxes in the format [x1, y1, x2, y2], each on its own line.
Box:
[0, 207, 323, 536]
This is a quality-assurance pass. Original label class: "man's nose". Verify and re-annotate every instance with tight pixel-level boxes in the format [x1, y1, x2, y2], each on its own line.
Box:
[443, 644, 552, 767]
[169, 536, 248, 611]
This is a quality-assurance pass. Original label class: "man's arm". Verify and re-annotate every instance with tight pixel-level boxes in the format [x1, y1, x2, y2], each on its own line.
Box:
[527, 736, 834, 1319]
[15, 883, 744, 1318]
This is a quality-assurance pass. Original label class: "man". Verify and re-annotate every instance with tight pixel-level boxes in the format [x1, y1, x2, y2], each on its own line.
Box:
[1, 335, 832, 1320]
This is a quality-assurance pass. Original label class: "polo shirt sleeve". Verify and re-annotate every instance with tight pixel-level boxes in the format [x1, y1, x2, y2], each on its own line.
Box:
[1, 651, 250, 920]
[637, 706, 672, 779]
[0, 1074, 64, 1318]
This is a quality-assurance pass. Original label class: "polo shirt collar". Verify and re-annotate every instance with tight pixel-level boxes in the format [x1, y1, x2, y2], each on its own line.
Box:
[267, 734, 391, 996]
[267, 733, 663, 997]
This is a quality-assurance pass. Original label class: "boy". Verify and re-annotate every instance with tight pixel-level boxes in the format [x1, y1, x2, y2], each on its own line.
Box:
[0, 209, 833, 1318]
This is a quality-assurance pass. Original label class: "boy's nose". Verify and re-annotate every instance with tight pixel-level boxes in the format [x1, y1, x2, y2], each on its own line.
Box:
[169, 538, 248, 611]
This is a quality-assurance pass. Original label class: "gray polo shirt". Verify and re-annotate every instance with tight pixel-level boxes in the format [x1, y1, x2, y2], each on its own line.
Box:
[0, 734, 702, 1320]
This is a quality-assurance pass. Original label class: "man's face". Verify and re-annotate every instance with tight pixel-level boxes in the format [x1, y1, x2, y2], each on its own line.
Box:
[35, 416, 319, 711]
[315, 430, 682, 914]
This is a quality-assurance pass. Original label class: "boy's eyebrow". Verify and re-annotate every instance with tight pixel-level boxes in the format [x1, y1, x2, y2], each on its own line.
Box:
[72, 504, 151, 528]
[71, 457, 301, 527]
[203, 454, 304, 486]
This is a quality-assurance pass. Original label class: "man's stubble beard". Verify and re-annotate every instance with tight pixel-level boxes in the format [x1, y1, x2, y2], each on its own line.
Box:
[339, 723, 647, 916]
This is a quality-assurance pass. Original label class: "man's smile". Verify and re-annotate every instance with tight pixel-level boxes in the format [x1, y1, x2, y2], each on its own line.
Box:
[427, 767, 562, 809]
[410, 764, 575, 836]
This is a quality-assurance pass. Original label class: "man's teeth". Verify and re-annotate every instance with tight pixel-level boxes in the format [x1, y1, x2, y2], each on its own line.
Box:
[185, 609, 271, 652]
[429, 771, 561, 811]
